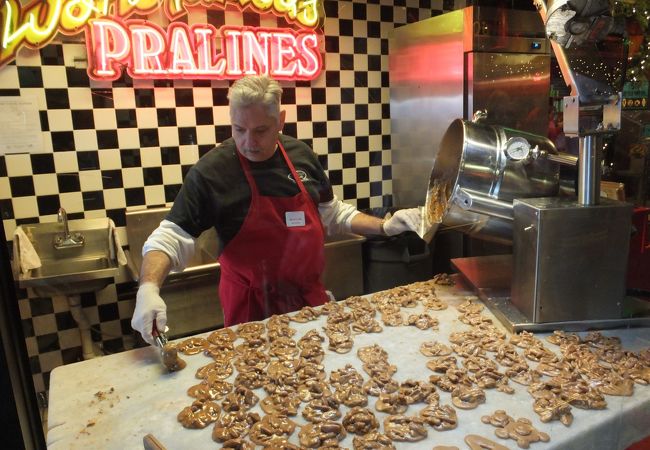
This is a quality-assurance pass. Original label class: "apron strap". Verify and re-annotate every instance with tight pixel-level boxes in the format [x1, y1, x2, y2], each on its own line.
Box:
[277, 140, 310, 198]
[236, 150, 260, 197]
[236, 140, 312, 199]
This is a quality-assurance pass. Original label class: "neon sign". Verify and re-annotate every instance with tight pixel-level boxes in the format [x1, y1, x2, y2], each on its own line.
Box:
[88, 21, 321, 80]
[1, 0, 324, 80]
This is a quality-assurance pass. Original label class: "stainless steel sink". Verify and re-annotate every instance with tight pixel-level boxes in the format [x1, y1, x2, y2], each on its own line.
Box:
[17, 218, 120, 296]
[124, 207, 221, 283]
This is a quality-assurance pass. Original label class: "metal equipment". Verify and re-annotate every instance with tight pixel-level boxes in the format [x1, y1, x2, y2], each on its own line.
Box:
[389, 6, 551, 207]
[440, 115, 648, 330]
[544, 0, 625, 48]
[396, 4, 650, 331]
[424, 115, 644, 331]
[422, 118, 563, 243]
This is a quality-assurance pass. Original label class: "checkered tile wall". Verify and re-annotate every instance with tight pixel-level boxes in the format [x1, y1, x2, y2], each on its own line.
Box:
[0, 0, 464, 400]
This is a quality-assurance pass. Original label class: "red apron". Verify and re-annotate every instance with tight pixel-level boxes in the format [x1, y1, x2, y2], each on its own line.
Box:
[218, 141, 328, 326]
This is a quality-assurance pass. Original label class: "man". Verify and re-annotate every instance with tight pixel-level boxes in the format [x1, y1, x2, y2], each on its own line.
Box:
[131, 75, 421, 345]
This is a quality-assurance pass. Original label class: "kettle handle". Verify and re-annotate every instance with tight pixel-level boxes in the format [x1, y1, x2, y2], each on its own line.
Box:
[472, 110, 488, 123]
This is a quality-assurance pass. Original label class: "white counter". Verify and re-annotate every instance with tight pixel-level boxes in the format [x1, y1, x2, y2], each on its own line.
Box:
[47, 282, 650, 449]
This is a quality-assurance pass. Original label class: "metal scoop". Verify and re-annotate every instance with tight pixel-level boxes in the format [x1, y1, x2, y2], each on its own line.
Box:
[152, 320, 168, 350]
[152, 321, 185, 371]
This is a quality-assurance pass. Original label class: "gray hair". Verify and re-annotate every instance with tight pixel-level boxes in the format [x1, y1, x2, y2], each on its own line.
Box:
[228, 75, 283, 119]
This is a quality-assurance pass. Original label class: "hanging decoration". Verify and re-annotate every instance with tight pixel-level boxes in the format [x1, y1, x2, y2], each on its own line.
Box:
[611, 0, 650, 82]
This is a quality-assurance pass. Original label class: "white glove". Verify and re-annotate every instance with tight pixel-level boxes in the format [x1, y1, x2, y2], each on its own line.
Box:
[383, 208, 422, 236]
[131, 282, 167, 345]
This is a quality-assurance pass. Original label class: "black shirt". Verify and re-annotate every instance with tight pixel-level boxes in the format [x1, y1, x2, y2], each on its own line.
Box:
[167, 135, 333, 246]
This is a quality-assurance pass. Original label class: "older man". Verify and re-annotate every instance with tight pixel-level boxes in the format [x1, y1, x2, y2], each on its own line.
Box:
[131, 75, 421, 344]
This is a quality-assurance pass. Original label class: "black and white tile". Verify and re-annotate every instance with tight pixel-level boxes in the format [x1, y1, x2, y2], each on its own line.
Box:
[0, 0, 455, 398]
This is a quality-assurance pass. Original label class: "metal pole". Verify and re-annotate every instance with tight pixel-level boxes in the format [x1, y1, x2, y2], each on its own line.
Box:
[546, 152, 578, 166]
[578, 135, 600, 205]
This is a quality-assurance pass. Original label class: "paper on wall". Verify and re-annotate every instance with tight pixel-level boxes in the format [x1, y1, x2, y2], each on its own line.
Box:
[0, 96, 44, 154]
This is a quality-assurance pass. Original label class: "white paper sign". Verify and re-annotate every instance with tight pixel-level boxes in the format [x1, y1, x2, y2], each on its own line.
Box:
[0, 97, 44, 154]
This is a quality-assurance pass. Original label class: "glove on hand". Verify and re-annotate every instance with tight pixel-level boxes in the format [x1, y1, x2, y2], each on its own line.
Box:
[383, 208, 422, 236]
[131, 282, 167, 345]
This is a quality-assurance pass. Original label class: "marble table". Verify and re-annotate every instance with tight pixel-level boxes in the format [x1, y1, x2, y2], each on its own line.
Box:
[47, 282, 650, 449]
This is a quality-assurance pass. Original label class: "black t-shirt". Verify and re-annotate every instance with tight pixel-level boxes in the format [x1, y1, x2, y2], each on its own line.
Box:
[166, 135, 333, 246]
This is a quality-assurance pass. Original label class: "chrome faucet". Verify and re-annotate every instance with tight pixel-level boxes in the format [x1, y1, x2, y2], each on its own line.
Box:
[54, 208, 85, 249]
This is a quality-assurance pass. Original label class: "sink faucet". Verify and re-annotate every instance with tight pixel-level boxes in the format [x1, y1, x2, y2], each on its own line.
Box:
[54, 208, 85, 249]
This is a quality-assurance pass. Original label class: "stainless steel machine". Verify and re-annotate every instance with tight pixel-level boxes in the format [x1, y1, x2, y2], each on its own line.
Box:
[430, 116, 642, 331]
[390, 6, 551, 207]
[391, 3, 650, 331]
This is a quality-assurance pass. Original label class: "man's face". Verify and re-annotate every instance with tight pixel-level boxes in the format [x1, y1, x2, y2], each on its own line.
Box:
[231, 104, 285, 162]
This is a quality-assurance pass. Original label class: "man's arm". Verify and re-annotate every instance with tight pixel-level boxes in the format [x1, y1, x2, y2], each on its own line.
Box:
[131, 221, 196, 345]
[319, 196, 421, 237]
[139, 250, 172, 287]
[350, 212, 384, 236]
[132, 251, 172, 345]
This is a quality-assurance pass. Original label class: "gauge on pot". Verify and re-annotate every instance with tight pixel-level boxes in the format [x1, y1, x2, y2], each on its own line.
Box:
[504, 137, 531, 161]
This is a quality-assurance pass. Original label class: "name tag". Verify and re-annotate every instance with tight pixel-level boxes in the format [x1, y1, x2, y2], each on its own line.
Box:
[285, 211, 306, 227]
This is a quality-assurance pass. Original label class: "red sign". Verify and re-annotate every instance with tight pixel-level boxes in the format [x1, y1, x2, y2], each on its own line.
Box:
[1, 0, 325, 81]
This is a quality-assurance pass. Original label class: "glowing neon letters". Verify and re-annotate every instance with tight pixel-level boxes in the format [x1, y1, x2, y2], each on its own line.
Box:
[0, 0, 324, 80]
[87, 21, 321, 80]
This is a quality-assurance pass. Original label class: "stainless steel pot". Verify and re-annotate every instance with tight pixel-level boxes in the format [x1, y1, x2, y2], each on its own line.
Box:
[424, 118, 561, 244]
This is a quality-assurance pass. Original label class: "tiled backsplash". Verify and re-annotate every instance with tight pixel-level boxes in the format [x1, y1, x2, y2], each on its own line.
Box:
[0, 0, 458, 398]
